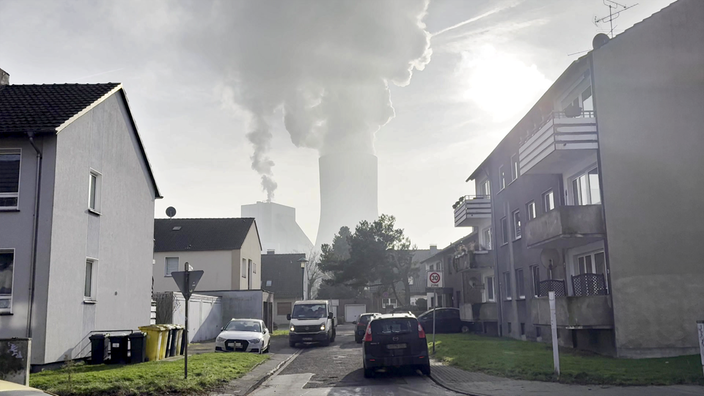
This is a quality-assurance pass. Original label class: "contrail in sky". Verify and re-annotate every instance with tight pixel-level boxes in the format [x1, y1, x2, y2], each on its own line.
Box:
[432, 2, 518, 37]
[71, 67, 125, 81]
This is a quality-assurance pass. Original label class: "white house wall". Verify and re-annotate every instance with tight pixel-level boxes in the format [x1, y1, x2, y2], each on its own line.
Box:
[42, 94, 156, 364]
[153, 250, 233, 292]
[235, 225, 262, 290]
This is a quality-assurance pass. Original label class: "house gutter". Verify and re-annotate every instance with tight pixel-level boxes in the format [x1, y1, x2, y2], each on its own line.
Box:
[25, 131, 43, 339]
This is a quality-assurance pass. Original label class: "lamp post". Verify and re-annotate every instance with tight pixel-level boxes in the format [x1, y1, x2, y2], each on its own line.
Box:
[298, 257, 308, 299]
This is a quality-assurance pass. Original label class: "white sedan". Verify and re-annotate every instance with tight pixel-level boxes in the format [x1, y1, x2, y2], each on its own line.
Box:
[215, 319, 271, 353]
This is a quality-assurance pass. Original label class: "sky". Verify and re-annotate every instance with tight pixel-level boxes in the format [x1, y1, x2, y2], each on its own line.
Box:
[0, 0, 676, 250]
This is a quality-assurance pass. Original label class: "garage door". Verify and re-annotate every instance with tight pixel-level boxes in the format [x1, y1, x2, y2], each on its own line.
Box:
[344, 304, 367, 323]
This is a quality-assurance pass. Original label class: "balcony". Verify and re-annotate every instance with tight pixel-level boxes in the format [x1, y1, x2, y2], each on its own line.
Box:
[519, 111, 597, 175]
[454, 195, 491, 227]
[531, 294, 613, 329]
[524, 205, 605, 249]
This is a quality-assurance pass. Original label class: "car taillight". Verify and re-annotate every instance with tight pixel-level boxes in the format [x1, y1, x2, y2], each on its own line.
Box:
[418, 322, 426, 339]
[363, 324, 373, 342]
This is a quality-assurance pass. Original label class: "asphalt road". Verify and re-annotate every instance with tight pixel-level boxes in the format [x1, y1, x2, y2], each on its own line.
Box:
[250, 324, 458, 396]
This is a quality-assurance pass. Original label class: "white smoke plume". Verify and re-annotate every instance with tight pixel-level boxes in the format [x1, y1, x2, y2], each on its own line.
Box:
[206, 0, 432, 199]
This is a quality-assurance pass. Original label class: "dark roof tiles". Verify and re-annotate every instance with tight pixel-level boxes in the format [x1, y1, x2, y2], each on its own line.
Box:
[154, 218, 258, 252]
[0, 83, 120, 133]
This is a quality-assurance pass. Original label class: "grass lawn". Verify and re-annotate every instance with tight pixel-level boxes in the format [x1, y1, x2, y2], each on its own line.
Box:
[271, 329, 289, 337]
[30, 352, 268, 396]
[430, 334, 704, 386]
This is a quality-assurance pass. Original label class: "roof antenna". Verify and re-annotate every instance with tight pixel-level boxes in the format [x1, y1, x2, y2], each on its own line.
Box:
[594, 0, 638, 38]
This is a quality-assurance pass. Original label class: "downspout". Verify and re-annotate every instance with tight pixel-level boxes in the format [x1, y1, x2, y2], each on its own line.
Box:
[483, 166, 504, 336]
[588, 53, 617, 351]
[25, 131, 42, 338]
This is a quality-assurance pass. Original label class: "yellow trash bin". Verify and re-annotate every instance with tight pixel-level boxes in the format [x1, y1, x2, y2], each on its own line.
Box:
[174, 325, 184, 356]
[157, 325, 170, 360]
[138, 325, 163, 362]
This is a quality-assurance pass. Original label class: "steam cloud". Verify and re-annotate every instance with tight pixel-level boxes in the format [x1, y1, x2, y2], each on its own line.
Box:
[215, 0, 432, 199]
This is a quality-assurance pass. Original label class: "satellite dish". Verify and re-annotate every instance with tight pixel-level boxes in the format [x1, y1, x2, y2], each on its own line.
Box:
[592, 33, 610, 50]
[540, 248, 562, 270]
[166, 206, 177, 218]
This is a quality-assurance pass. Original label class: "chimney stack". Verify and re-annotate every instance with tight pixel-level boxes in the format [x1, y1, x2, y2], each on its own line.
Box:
[0, 68, 9, 86]
[267, 249, 276, 255]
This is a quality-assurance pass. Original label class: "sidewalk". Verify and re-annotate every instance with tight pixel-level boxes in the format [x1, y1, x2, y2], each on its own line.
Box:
[429, 360, 704, 396]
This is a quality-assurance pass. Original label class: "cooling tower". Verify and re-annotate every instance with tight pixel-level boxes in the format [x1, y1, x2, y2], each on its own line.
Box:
[315, 153, 379, 248]
[241, 201, 314, 254]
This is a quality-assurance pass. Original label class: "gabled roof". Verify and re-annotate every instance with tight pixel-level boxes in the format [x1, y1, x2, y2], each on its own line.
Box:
[0, 83, 161, 197]
[261, 253, 306, 299]
[154, 218, 260, 252]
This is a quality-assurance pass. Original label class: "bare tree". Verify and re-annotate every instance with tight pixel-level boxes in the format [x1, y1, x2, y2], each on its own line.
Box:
[306, 249, 323, 299]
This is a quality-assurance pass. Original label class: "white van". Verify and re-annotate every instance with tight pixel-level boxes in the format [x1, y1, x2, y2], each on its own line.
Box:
[287, 300, 336, 347]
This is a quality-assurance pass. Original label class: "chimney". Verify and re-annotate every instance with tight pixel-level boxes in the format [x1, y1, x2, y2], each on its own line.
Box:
[266, 249, 276, 255]
[0, 68, 9, 86]
[430, 245, 438, 255]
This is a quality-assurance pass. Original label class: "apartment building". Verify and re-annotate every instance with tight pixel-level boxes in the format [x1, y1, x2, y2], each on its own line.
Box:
[454, 0, 704, 358]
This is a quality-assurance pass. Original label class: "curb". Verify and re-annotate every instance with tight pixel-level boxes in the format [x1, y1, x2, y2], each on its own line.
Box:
[427, 359, 488, 396]
[244, 349, 302, 395]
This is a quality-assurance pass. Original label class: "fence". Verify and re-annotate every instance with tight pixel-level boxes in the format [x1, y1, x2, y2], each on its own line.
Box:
[539, 279, 566, 297]
[572, 273, 608, 296]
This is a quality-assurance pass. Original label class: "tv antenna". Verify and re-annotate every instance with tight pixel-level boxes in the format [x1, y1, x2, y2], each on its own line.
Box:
[594, 0, 638, 38]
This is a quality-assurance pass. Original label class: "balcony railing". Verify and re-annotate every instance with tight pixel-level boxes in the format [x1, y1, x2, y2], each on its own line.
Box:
[572, 273, 608, 296]
[454, 195, 492, 227]
[538, 279, 567, 297]
[518, 110, 598, 175]
[524, 205, 605, 249]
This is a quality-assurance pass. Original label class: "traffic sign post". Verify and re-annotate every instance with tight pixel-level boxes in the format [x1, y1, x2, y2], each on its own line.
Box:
[171, 265, 204, 379]
[427, 271, 443, 354]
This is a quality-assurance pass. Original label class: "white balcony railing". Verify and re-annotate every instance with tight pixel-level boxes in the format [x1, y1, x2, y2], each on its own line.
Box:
[454, 195, 491, 227]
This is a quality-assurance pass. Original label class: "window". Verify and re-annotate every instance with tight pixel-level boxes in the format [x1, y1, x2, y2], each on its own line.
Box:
[543, 190, 555, 212]
[482, 180, 491, 196]
[253, 261, 257, 274]
[499, 165, 506, 190]
[265, 280, 272, 287]
[486, 276, 495, 301]
[531, 265, 541, 297]
[165, 257, 179, 277]
[520, 323, 526, 336]
[0, 150, 21, 209]
[507, 322, 512, 334]
[511, 154, 519, 181]
[88, 170, 102, 213]
[241, 259, 247, 278]
[536, 326, 542, 338]
[572, 168, 601, 205]
[277, 302, 292, 315]
[513, 210, 521, 240]
[248, 259, 253, 277]
[575, 251, 606, 275]
[526, 201, 536, 221]
[84, 259, 97, 301]
[582, 86, 593, 112]
[516, 268, 525, 299]
[0, 250, 14, 313]
[503, 272, 512, 300]
[501, 217, 508, 245]
[482, 228, 492, 250]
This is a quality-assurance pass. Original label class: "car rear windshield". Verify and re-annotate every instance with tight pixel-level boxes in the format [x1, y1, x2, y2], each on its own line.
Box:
[370, 318, 417, 335]
[359, 315, 374, 324]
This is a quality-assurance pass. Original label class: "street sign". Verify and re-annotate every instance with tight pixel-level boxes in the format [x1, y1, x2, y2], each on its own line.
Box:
[427, 271, 443, 288]
[171, 270, 204, 300]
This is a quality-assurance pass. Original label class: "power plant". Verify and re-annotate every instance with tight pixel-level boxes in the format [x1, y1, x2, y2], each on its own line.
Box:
[315, 152, 379, 248]
[241, 201, 313, 254]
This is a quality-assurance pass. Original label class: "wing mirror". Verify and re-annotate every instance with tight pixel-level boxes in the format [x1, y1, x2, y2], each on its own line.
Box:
[352, 321, 357, 325]
[327, 312, 333, 319]
[286, 314, 291, 321]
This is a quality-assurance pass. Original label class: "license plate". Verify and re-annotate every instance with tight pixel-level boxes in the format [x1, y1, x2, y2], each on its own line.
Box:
[303, 337, 313, 341]
[235, 343, 243, 348]
[386, 343, 407, 350]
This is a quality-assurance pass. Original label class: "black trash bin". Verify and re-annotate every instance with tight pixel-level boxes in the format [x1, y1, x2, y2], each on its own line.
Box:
[164, 326, 173, 358]
[89, 333, 107, 364]
[108, 334, 129, 364]
[128, 332, 146, 364]
[169, 327, 179, 357]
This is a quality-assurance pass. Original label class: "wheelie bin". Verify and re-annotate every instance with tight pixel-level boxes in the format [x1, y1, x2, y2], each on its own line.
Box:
[89, 333, 107, 364]
[174, 325, 184, 356]
[157, 325, 169, 360]
[108, 333, 129, 364]
[129, 331, 146, 364]
[138, 325, 163, 361]
[162, 324, 175, 357]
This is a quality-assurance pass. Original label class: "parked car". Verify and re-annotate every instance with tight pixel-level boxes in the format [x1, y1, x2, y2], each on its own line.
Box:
[354, 313, 380, 343]
[417, 307, 472, 333]
[0, 380, 57, 395]
[215, 318, 270, 353]
[362, 313, 430, 378]
[287, 300, 336, 347]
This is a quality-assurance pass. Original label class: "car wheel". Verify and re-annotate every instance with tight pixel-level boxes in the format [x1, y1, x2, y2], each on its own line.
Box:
[289, 340, 296, 348]
[420, 363, 431, 376]
[263, 341, 270, 353]
[364, 368, 375, 378]
[460, 324, 471, 333]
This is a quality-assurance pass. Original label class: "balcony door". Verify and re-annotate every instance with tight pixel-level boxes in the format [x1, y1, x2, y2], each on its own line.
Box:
[573, 251, 608, 295]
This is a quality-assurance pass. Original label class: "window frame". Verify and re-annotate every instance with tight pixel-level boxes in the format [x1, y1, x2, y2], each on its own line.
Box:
[516, 268, 525, 299]
[501, 217, 508, 245]
[0, 149, 21, 210]
[241, 259, 247, 278]
[531, 265, 541, 297]
[165, 257, 179, 277]
[526, 201, 536, 221]
[543, 189, 555, 212]
[499, 165, 506, 191]
[512, 210, 522, 240]
[88, 169, 102, 214]
[481, 227, 492, 250]
[84, 258, 98, 302]
[571, 167, 600, 206]
[0, 249, 15, 313]
[482, 179, 491, 197]
[485, 276, 495, 302]
[503, 271, 512, 300]
[511, 154, 519, 182]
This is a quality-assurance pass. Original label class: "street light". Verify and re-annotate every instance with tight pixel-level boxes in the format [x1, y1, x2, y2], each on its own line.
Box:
[298, 257, 308, 300]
